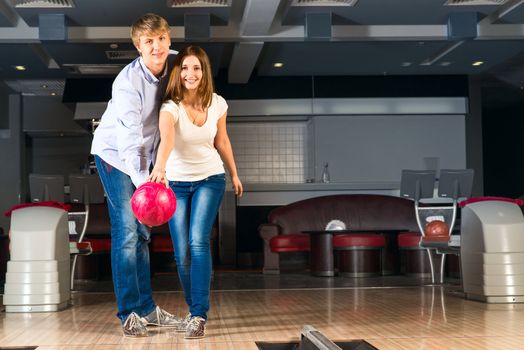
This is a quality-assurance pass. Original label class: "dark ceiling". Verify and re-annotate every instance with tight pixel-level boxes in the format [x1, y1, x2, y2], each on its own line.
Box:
[1, 0, 524, 96]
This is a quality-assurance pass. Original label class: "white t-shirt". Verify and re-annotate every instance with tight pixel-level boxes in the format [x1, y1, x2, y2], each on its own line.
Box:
[160, 93, 227, 181]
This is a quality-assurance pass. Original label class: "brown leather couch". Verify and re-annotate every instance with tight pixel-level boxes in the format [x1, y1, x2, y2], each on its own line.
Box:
[258, 194, 419, 274]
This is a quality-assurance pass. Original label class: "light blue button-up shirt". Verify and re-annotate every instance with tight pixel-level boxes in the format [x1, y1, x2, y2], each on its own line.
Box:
[91, 50, 177, 187]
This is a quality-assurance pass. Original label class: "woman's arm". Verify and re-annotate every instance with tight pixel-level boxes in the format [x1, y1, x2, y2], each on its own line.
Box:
[214, 112, 243, 197]
[149, 110, 175, 186]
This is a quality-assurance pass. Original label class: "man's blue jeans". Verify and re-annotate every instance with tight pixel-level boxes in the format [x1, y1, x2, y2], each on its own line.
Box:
[95, 155, 156, 322]
[168, 173, 225, 319]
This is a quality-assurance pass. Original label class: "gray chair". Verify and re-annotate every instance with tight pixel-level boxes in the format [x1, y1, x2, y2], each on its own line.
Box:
[68, 174, 105, 290]
[29, 174, 65, 203]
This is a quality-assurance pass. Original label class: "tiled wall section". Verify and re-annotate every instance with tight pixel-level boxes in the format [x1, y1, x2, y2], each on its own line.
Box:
[228, 122, 307, 183]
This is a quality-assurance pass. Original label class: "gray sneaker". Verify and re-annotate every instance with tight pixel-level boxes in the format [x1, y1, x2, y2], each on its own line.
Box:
[184, 316, 206, 339]
[122, 312, 148, 337]
[174, 313, 191, 333]
[141, 306, 183, 328]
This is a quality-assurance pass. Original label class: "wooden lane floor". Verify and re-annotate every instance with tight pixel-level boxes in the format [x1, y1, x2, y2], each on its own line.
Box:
[2, 276, 524, 349]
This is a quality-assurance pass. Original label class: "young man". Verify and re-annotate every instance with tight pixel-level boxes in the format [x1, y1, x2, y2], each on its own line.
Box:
[91, 13, 180, 337]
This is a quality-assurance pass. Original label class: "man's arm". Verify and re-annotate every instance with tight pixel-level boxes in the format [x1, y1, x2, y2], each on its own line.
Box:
[113, 81, 148, 188]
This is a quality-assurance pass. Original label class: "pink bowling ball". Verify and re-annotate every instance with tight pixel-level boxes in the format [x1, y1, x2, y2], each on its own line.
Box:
[131, 182, 176, 227]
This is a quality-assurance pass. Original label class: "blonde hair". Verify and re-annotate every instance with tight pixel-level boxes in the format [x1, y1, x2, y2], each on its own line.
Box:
[164, 46, 214, 108]
[130, 13, 170, 47]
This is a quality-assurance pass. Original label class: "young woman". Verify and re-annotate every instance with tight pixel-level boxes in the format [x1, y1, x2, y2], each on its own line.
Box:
[149, 45, 243, 339]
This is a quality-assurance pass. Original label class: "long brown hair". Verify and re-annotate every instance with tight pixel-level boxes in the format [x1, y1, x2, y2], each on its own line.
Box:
[164, 45, 214, 108]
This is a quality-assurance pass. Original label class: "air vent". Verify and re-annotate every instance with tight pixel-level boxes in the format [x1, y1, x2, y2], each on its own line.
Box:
[167, 0, 230, 7]
[11, 0, 75, 8]
[291, 0, 358, 6]
[4, 79, 64, 96]
[105, 50, 138, 60]
[62, 64, 125, 75]
[444, 0, 508, 5]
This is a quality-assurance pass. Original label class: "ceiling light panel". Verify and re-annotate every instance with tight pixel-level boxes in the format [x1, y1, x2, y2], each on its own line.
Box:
[444, 0, 509, 6]
[291, 0, 359, 6]
[167, 0, 230, 7]
[11, 0, 75, 8]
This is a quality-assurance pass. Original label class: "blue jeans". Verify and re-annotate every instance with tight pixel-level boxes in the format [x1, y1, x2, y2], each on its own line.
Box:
[95, 155, 156, 323]
[168, 173, 225, 319]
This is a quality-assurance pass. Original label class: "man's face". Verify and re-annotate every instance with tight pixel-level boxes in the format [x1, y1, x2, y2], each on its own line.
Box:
[136, 31, 170, 76]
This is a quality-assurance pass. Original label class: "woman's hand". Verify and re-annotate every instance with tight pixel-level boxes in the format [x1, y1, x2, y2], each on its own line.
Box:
[149, 166, 169, 187]
[231, 175, 243, 197]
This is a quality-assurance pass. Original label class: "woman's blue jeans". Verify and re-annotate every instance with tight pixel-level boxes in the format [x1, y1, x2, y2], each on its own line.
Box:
[168, 173, 225, 319]
[95, 155, 156, 322]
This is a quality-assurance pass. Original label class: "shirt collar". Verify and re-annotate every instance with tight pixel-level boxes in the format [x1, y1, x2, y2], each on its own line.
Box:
[139, 56, 165, 85]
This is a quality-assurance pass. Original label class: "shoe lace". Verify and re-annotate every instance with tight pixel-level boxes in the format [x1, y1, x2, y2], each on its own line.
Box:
[187, 317, 203, 331]
[124, 313, 143, 330]
[158, 308, 173, 322]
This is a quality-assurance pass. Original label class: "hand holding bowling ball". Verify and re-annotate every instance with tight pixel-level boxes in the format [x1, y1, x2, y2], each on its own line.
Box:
[131, 182, 176, 227]
[424, 220, 449, 240]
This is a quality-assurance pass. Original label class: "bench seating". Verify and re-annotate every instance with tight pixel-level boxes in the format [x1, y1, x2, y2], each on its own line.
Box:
[258, 194, 419, 274]
[333, 233, 386, 277]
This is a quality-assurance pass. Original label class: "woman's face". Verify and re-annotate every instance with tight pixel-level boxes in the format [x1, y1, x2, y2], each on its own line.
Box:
[180, 55, 202, 91]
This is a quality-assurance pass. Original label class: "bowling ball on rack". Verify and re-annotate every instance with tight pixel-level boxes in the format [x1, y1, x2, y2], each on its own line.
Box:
[131, 182, 176, 227]
[424, 220, 449, 239]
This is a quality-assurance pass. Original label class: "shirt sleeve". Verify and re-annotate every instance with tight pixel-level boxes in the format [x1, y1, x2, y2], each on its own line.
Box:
[160, 100, 180, 123]
[113, 79, 149, 187]
[216, 94, 228, 119]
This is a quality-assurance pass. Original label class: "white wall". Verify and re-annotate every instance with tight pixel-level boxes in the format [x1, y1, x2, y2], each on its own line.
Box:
[310, 114, 466, 183]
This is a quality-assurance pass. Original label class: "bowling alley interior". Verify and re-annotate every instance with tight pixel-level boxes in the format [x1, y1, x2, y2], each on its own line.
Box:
[2, 1, 524, 349]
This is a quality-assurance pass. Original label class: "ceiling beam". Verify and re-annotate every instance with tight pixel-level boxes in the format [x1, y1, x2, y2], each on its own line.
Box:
[419, 40, 465, 66]
[67, 26, 163, 42]
[29, 44, 59, 69]
[3, 22, 524, 43]
[0, 0, 19, 27]
[239, 0, 280, 36]
[477, 23, 524, 39]
[228, 0, 279, 84]
[0, 22, 38, 42]
[479, 0, 524, 24]
[211, 24, 451, 41]
[228, 42, 263, 84]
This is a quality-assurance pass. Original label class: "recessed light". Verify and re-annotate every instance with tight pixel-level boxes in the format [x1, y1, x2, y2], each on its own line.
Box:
[42, 84, 48, 88]
[273, 62, 284, 68]
[50, 92, 56, 96]
[109, 43, 118, 49]
[472, 61, 484, 66]
[401, 62, 412, 67]
[440, 61, 451, 66]
[13, 65, 26, 71]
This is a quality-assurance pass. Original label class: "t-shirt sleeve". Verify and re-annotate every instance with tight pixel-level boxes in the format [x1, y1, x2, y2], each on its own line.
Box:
[160, 100, 180, 123]
[216, 94, 228, 119]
